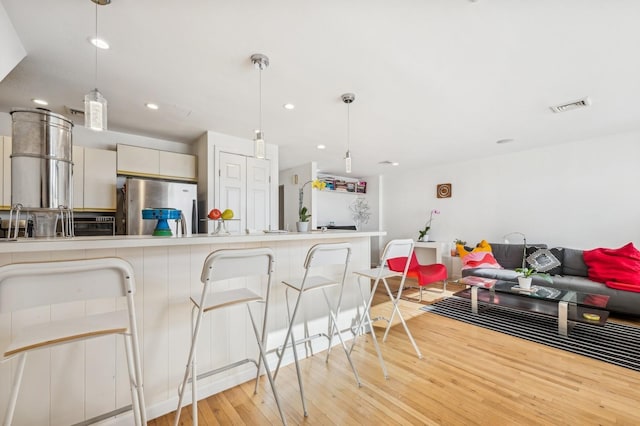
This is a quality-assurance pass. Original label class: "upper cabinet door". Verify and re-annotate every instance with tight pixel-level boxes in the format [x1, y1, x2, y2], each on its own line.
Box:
[159, 151, 197, 181]
[217, 152, 246, 234]
[72, 146, 85, 209]
[246, 156, 270, 232]
[117, 144, 160, 176]
[83, 147, 116, 211]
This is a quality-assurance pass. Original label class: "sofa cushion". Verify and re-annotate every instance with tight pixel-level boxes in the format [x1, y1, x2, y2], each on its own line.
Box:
[490, 243, 547, 270]
[561, 248, 588, 277]
[583, 242, 640, 286]
[526, 246, 564, 275]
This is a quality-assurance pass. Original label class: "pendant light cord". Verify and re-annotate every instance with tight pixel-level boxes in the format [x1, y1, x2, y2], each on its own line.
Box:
[94, 2, 98, 89]
[347, 102, 350, 152]
[259, 66, 263, 132]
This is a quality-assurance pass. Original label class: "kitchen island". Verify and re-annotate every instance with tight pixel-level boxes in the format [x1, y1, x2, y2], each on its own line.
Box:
[0, 230, 384, 424]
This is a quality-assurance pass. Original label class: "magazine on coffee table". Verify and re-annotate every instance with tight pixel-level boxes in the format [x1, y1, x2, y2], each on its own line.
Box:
[458, 276, 497, 288]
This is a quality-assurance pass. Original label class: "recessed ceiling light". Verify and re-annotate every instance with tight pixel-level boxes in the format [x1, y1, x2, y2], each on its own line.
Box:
[145, 103, 159, 110]
[317, 144, 326, 150]
[89, 37, 110, 50]
[391, 162, 399, 166]
[283, 103, 295, 110]
[32, 98, 48, 106]
[379, 160, 400, 166]
[496, 138, 515, 144]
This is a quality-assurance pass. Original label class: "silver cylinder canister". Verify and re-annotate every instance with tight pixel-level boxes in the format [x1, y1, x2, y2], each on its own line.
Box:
[10, 108, 74, 237]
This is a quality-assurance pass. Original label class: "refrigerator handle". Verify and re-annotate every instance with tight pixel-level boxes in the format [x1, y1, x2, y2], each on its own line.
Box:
[191, 199, 198, 234]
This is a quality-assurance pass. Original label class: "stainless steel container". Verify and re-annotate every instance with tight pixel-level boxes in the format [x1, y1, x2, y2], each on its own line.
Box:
[10, 108, 74, 211]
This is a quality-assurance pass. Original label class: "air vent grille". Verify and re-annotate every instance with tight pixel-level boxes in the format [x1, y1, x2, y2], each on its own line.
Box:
[550, 97, 591, 113]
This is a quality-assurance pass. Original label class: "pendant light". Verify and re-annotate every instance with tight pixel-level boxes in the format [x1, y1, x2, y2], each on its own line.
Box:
[342, 93, 355, 173]
[251, 53, 269, 159]
[84, 0, 110, 131]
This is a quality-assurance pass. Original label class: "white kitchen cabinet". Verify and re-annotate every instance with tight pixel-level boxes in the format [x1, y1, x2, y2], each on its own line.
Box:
[73, 147, 116, 211]
[117, 144, 196, 181]
[72, 146, 84, 209]
[117, 144, 159, 176]
[159, 150, 197, 180]
[2, 136, 11, 209]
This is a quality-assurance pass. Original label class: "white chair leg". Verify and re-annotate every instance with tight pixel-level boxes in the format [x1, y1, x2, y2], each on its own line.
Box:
[191, 306, 199, 426]
[247, 306, 288, 425]
[349, 276, 388, 379]
[123, 335, 142, 426]
[174, 303, 206, 426]
[382, 278, 423, 359]
[4, 353, 27, 426]
[274, 288, 308, 417]
[322, 290, 362, 387]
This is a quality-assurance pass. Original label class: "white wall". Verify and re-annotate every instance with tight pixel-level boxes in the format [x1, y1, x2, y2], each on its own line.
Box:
[382, 131, 640, 251]
[0, 1, 26, 82]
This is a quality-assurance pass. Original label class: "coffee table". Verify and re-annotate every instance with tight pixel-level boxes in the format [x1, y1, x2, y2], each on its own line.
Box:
[455, 276, 610, 336]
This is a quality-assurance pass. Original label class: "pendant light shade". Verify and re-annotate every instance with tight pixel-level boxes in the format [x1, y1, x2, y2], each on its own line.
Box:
[84, 88, 107, 131]
[342, 93, 355, 174]
[85, 0, 110, 131]
[251, 53, 269, 159]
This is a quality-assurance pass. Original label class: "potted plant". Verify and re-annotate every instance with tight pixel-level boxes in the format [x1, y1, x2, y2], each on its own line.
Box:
[515, 267, 552, 290]
[297, 206, 311, 232]
[417, 209, 440, 242]
[297, 179, 326, 232]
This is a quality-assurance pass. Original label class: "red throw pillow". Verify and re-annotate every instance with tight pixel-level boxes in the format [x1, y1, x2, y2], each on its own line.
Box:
[582, 242, 640, 285]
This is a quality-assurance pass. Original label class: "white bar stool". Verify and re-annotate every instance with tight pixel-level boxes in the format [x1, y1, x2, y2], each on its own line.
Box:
[351, 239, 423, 378]
[174, 247, 286, 426]
[273, 242, 361, 417]
[0, 257, 147, 426]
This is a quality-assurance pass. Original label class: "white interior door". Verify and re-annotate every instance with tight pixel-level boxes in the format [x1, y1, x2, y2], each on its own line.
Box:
[217, 152, 246, 233]
[246, 156, 271, 231]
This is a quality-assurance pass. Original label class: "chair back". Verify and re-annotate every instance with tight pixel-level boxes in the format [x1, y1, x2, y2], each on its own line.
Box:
[0, 257, 136, 314]
[201, 247, 275, 284]
[380, 239, 415, 272]
[304, 243, 352, 269]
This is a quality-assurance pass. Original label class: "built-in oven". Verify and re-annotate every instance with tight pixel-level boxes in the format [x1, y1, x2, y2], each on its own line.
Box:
[73, 216, 116, 236]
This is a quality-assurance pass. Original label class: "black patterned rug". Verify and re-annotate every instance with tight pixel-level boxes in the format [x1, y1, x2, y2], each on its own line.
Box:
[421, 297, 640, 372]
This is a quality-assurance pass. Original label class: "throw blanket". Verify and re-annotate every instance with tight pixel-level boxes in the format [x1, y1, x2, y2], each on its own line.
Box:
[583, 242, 640, 292]
[461, 251, 502, 270]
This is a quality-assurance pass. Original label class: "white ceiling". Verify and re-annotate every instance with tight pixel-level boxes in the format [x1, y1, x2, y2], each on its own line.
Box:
[1, 0, 639, 177]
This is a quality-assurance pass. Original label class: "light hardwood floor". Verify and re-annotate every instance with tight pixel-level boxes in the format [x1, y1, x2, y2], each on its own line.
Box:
[152, 282, 640, 425]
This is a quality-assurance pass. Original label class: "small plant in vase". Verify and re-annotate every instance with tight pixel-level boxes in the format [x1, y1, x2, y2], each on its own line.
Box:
[417, 209, 440, 242]
[297, 206, 311, 232]
[297, 179, 326, 232]
[515, 267, 552, 290]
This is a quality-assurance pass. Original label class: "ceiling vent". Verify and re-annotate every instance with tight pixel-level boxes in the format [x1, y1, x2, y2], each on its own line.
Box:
[65, 106, 85, 116]
[550, 97, 591, 113]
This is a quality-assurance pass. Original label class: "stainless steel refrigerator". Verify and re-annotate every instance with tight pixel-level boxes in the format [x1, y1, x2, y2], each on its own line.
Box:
[118, 177, 198, 236]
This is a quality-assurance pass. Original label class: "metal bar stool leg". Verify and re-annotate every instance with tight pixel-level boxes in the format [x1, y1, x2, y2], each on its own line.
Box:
[382, 277, 423, 359]
[247, 305, 287, 425]
[3, 353, 27, 426]
[322, 289, 362, 386]
[349, 276, 388, 378]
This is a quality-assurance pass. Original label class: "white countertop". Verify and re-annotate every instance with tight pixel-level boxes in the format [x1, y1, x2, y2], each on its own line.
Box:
[0, 230, 385, 253]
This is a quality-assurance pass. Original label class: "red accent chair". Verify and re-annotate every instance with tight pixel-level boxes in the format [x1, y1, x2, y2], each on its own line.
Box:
[387, 252, 448, 302]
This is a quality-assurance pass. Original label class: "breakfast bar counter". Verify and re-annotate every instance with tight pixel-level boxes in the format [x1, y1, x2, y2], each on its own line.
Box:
[0, 231, 384, 424]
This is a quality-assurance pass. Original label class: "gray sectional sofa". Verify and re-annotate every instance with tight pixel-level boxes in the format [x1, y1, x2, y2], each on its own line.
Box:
[461, 243, 640, 316]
